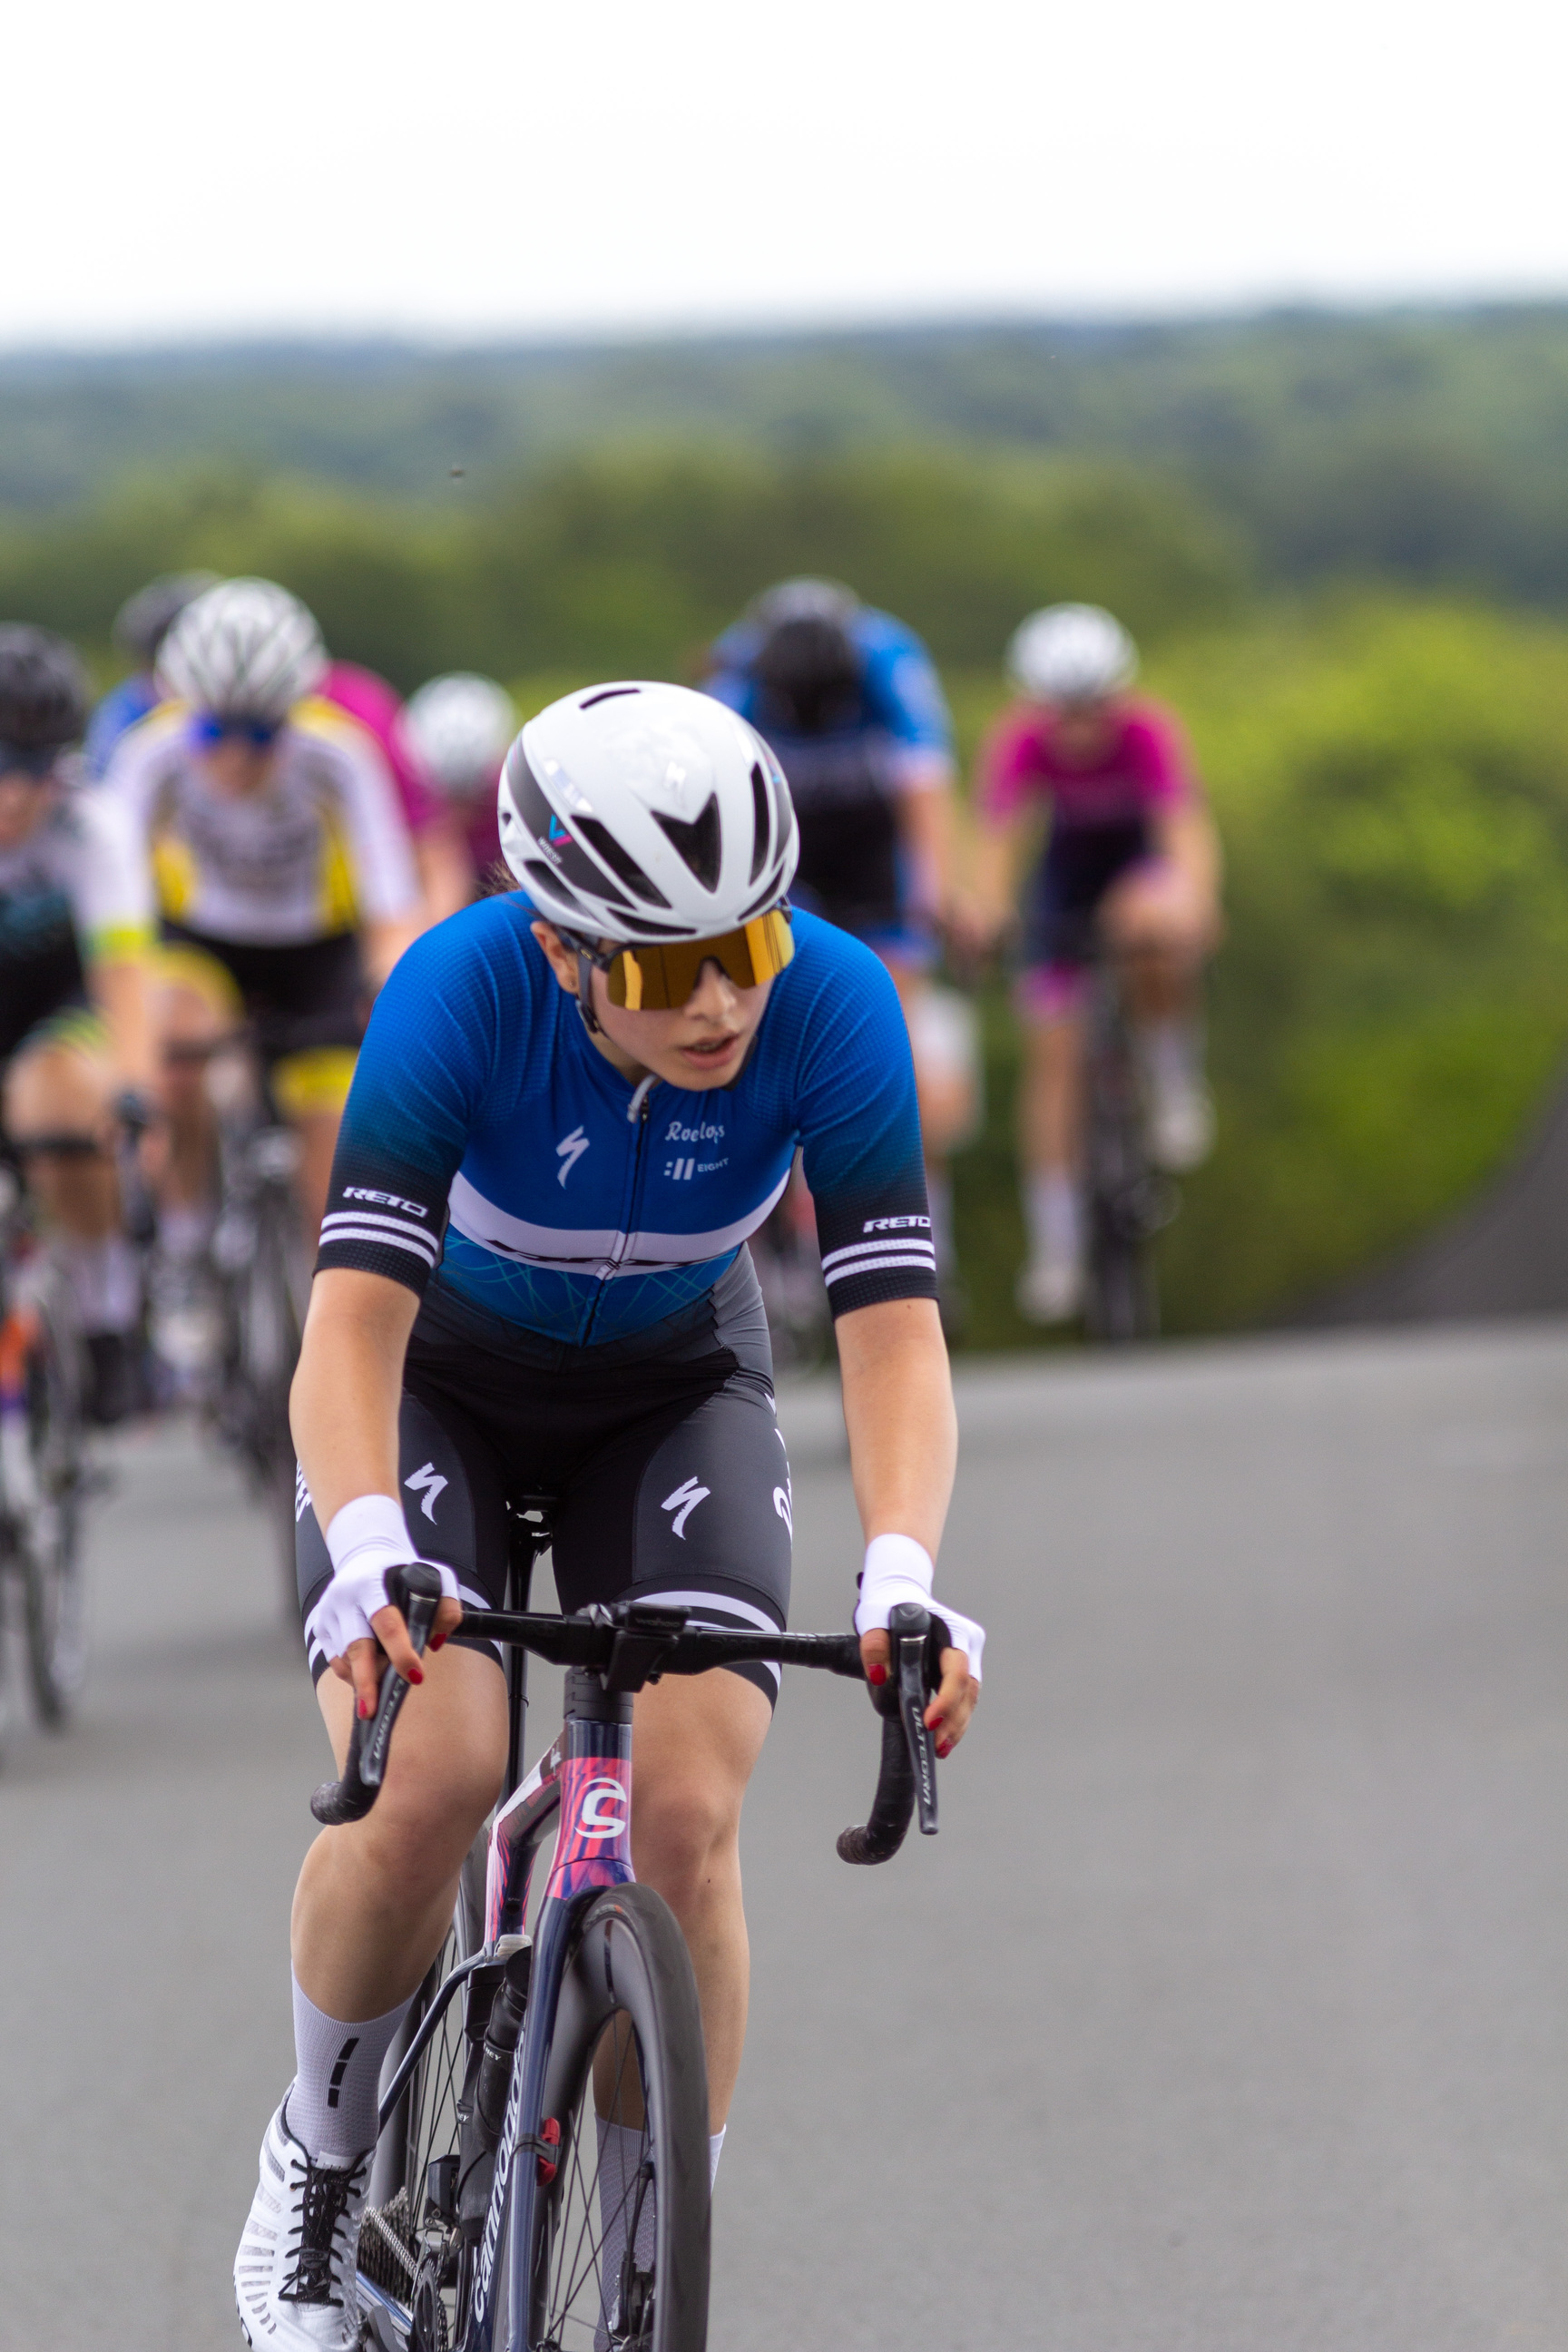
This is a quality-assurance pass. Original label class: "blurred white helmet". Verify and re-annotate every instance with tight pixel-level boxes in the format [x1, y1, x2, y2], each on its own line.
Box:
[499, 681, 799, 945]
[400, 672, 517, 796]
[156, 578, 327, 721]
[1006, 603, 1138, 703]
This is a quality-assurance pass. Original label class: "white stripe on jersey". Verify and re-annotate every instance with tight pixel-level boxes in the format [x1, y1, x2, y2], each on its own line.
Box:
[446, 1167, 790, 1279]
[318, 1220, 440, 1266]
[822, 1250, 937, 1287]
[320, 1208, 440, 1257]
[820, 1235, 936, 1273]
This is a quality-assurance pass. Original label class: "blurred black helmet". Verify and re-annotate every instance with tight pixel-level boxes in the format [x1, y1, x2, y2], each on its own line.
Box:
[113, 571, 220, 667]
[0, 625, 91, 753]
[750, 579, 863, 737]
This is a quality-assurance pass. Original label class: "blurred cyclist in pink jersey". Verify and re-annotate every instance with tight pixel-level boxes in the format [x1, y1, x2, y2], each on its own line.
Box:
[395, 671, 516, 899]
[975, 604, 1222, 1325]
[315, 660, 473, 925]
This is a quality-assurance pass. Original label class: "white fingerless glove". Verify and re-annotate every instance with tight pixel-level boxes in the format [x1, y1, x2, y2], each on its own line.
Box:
[305, 1494, 460, 1666]
[854, 1533, 985, 1682]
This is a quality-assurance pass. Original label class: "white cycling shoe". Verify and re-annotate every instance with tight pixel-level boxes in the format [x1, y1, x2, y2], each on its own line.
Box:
[235, 2097, 370, 2348]
[1146, 1072, 1215, 1173]
[1015, 1250, 1083, 1325]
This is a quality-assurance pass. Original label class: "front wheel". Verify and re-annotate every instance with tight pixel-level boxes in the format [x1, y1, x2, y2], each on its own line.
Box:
[238, 1177, 309, 1615]
[15, 1283, 87, 1722]
[527, 1882, 710, 2352]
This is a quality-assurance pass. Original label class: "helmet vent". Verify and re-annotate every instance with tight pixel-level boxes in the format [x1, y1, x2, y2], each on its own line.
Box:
[654, 792, 722, 891]
[748, 761, 771, 883]
[524, 859, 586, 914]
[579, 686, 642, 710]
[576, 816, 671, 908]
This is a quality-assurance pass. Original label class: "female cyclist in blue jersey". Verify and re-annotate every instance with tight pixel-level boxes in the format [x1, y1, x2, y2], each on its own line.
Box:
[234, 681, 985, 2351]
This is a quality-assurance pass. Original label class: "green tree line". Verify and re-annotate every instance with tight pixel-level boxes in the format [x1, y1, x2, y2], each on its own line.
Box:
[0, 447, 1242, 686]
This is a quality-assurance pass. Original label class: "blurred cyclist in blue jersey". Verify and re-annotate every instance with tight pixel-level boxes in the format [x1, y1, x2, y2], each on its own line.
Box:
[705, 581, 979, 1301]
[84, 572, 220, 778]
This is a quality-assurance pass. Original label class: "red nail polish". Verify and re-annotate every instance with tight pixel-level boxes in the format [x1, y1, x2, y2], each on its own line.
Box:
[936, 1740, 952, 1759]
[409, 1665, 424, 1685]
[429, 1632, 446, 1651]
[867, 1661, 887, 1686]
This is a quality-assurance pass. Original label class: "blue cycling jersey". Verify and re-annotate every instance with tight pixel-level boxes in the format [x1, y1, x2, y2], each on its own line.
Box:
[705, 604, 952, 764]
[704, 608, 952, 953]
[83, 673, 160, 780]
[316, 895, 936, 1348]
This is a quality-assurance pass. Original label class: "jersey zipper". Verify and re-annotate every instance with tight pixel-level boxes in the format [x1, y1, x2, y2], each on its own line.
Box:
[582, 1073, 657, 1344]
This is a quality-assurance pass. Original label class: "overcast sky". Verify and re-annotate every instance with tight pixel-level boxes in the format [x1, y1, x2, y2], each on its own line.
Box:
[11, 0, 1565, 347]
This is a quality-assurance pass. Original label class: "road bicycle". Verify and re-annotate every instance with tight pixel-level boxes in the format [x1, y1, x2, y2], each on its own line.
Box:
[0, 1152, 89, 1740]
[159, 1018, 321, 1610]
[1080, 948, 1180, 1346]
[0, 1103, 155, 1740]
[314, 1512, 945, 2352]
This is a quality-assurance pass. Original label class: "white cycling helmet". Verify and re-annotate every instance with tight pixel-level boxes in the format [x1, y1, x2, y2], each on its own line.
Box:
[500, 681, 799, 946]
[1006, 603, 1138, 703]
[400, 672, 517, 796]
[156, 578, 327, 721]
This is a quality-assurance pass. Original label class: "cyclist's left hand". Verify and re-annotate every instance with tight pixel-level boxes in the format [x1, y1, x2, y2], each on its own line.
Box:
[334, 1592, 465, 1719]
[859, 1628, 981, 1758]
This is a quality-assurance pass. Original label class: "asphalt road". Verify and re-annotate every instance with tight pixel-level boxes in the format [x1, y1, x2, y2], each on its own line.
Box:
[2, 1323, 1564, 2350]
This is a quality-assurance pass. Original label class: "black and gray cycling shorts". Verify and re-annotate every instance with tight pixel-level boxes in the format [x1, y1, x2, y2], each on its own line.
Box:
[295, 1257, 794, 1706]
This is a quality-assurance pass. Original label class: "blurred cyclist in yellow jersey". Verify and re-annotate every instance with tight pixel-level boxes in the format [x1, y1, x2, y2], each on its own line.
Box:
[101, 580, 420, 1300]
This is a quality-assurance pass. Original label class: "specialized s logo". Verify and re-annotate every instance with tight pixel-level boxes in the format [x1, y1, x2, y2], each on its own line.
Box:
[405, 1461, 448, 1522]
[577, 1777, 631, 1839]
[556, 1125, 590, 1186]
[662, 1475, 710, 1539]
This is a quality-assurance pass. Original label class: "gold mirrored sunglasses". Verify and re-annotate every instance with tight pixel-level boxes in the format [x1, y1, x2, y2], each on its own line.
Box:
[595, 906, 795, 1011]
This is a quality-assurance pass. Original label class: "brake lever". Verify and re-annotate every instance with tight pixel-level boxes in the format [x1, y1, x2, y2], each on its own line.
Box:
[887, 1600, 939, 1838]
[309, 1563, 444, 1825]
[359, 1564, 443, 1791]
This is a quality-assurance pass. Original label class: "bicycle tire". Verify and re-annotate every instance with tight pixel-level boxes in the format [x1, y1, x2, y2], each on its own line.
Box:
[524, 1881, 710, 2352]
[1083, 970, 1162, 1348]
[240, 1181, 309, 1612]
[20, 1279, 87, 1723]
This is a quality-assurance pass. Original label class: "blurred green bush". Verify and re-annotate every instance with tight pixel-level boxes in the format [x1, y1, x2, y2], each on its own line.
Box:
[0, 445, 1243, 687]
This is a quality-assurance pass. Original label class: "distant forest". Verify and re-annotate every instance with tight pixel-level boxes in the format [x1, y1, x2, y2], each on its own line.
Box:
[5, 304, 1568, 606]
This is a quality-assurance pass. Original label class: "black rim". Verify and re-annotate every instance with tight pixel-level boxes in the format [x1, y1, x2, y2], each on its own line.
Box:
[23, 1296, 85, 1720]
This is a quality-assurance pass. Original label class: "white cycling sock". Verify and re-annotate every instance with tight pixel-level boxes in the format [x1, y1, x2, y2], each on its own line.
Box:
[709, 2127, 726, 2190]
[62, 1234, 141, 1335]
[287, 1973, 410, 2167]
[1139, 1018, 1202, 1097]
[1024, 1172, 1081, 1269]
